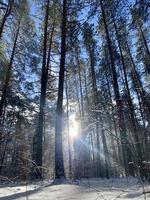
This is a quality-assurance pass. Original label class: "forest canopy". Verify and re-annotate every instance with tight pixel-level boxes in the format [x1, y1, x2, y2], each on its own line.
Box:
[0, 0, 150, 182]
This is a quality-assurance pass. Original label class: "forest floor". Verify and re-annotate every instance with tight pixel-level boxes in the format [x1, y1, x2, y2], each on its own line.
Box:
[0, 178, 150, 200]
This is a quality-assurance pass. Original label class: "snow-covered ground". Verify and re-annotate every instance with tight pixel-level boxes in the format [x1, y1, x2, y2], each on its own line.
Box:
[0, 178, 149, 200]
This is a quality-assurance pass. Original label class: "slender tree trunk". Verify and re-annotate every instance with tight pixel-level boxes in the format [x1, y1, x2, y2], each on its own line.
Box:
[0, 108, 15, 174]
[42, 15, 55, 171]
[76, 49, 84, 117]
[104, 66, 118, 168]
[65, 72, 72, 178]
[138, 21, 150, 60]
[89, 50, 102, 177]
[55, 0, 67, 179]
[89, 131, 95, 176]
[125, 40, 150, 179]
[126, 40, 150, 121]
[101, 130, 109, 179]
[113, 17, 142, 168]
[99, 0, 130, 175]
[83, 63, 97, 176]
[0, 20, 20, 123]
[0, 0, 14, 39]
[46, 14, 55, 73]
[75, 74, 81, 115]
[32, 0, 50, 179]
[83, 66, 89, 103]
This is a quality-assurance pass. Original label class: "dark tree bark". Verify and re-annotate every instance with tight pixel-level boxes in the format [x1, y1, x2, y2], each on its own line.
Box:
[137, 21, 150, 60]
[32, 0, 50, 178]
[99, 0, 130, 175]
[55, 0, 67, 179]
[46, 14, 55, 73]
[0, 0, 14, 39]
[83, 23, 103, 177]
[105, 67, 120, 176]
[0, 20, 20, 123]
[75, 74, 81, 115]
[126, 40, 150, 121]
[89, 48, 102, 177]
[76, 49, 84, 117]
[112, 17, 142, 166]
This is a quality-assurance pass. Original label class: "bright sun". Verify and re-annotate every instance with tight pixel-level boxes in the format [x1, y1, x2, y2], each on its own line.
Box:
[69, 114, 79, 138]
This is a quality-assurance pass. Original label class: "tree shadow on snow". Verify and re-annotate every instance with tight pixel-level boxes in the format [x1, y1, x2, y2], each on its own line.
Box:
[0, 186, 42, 200]
[124, 191, 142, 198]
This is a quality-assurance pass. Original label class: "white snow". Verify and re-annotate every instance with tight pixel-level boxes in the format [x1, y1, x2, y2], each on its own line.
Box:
[0, 178, 149, 200]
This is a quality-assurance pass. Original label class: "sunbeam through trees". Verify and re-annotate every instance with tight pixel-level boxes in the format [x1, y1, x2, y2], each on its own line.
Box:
[0, 1, 150, 198]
